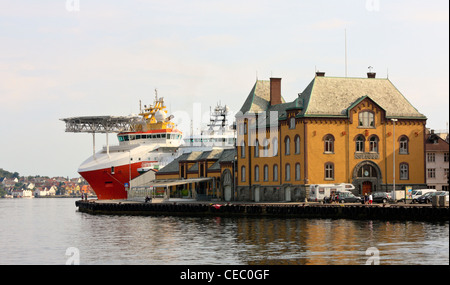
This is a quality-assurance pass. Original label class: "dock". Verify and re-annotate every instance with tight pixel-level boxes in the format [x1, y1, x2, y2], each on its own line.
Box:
[75, 200, 449, 222]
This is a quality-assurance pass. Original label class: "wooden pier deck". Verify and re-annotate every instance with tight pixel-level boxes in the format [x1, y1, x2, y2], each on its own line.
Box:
[75, 199, 449, 222]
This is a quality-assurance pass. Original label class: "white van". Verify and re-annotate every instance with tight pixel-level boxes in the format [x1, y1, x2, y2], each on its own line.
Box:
[309, 183, 355, 202]
[411, 189, 436, 203]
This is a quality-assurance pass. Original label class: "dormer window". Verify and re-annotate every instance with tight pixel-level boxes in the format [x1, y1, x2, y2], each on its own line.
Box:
[359, 111, 375, 128]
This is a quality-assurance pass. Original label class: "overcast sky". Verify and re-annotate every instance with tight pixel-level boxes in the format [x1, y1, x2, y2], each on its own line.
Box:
[0, 0, 448, 178]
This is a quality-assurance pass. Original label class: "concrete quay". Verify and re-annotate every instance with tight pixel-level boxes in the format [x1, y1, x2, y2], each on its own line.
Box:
[75, 199, 449, 222]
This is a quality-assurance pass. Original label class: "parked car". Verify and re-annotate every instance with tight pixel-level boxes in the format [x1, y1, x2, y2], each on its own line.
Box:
[372, 192, 390, 203]
[324, 191, 361, 203]
[417, 191, 447, 204]
[411, 189, 436, 204]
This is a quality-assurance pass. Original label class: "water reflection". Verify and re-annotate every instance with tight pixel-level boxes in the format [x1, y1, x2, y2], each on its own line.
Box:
[77, 215, 448, 265]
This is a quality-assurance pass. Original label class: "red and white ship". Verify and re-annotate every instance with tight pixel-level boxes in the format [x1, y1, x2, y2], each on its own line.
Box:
[61, 93, 182, 200]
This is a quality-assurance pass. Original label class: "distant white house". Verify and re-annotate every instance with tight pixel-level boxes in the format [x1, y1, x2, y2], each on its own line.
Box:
[34, 186, 56, 197]
[12, 189, 33, 198]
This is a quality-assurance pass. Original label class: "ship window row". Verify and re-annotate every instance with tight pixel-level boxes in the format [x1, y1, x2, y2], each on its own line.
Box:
[186, 138, 236, 143]
[118, 133, 182, 142]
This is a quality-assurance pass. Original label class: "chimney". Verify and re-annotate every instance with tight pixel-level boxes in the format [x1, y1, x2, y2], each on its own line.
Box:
[316, 71, 325, 77]
[367, 72, 376, 78]
[270, 77, 282, 106]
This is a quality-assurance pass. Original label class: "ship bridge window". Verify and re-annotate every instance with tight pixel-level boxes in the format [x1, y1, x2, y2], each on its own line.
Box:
[119, 135, 129, 141]
[161, 134, 166, 138]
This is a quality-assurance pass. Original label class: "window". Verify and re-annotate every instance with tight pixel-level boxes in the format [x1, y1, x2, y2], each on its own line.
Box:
[285, 136, 290, 155]
[427, 168, 436, 179]
[254, 165, 259, 182]
[369, 136, 379, 153]
[273, 164, 278, 181]
[289, 117, 296, 129]
[263, 139, 269, 157]
[359, 111, 375, 128]
[254, 139, 259, 158]
[324, 135, 334, 153]
[358, 164, 378, 178]
[285, 164, 291, 181]
[273, 137, 278, 157]
[241, 141, 246, 158]
[356, 135, 365, 152]
[241, 166, 246, 182]
[427, 153, 435, 163]
[399, 136, 409, 154]
[295, 163, 301, 181]
[244, 121, 247, 135]
[325, 163, 334, 180]
[444, 153, 449, 162]
[264, 165, 269, 181]
[295, 135, 300, 154]
[400, 163, 409, 180]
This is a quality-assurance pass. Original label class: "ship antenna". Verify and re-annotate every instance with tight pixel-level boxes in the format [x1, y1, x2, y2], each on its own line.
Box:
[155, 88, 158, 101]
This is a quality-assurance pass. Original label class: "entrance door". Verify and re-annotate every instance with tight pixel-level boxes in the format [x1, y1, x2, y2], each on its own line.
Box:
[254, 187, 260, 202]
[362, 181, 372, 195]
[285, 187, 291, 202]
[224, 186, 232, 201]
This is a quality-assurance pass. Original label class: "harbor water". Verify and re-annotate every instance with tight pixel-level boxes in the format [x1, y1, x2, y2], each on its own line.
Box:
[0, 198, 448, 265]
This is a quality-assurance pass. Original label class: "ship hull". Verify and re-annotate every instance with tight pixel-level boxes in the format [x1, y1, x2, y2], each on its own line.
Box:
[79, 161, 144, 200]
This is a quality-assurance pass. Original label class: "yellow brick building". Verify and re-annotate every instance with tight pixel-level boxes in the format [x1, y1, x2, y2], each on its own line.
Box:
[235, 72, 427, 202]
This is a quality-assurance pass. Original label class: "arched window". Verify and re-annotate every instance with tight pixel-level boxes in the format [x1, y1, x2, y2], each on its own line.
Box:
[289, 117, 296, 129]
[324, 134, 335, 153]
[285, 136, 290, 155]
[285, 164, 291, 181]
[359, 111, 375, 128]
[240, 141, 246, 158]
[400, 163, 409, 180]
[263, 165, 269, 181]
[369, 135, 379, 153]
[241, 166, 246, 182]
[355, 135, 365, 152]
[358, 164, 378, 178]
[254, 165, 259, 182]
[272, 137, 278, 157]
[263, 139, 269, 157]
[273, 164, 278, 181]
[295, 163, 301, 181]
[325, 162, 334, 180]
[254, 139, 259, 158]
[399, 136, 409, 154]
[295, 135, 300, 154]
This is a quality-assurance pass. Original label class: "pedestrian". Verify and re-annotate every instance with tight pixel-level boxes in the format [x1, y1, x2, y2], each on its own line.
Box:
[369, 193, 373, 205]
[364, 193, 368, 204]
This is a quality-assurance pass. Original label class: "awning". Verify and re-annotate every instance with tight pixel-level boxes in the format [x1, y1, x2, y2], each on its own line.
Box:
[134, 177, 214, 188]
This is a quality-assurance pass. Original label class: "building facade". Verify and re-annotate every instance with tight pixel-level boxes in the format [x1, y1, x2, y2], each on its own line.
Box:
[153, 149, 236, 201]
[235, 72, 427, 202]
[425, 130, 449, 191]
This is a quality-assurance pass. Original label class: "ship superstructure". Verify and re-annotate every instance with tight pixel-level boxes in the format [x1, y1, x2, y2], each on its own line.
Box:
[179, 103, 236, 154]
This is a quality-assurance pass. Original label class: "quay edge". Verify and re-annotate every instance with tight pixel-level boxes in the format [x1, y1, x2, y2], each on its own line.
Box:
[75, 200, 450, 222]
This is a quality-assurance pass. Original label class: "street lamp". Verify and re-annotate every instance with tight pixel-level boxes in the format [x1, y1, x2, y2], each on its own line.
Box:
[391, 119, 398, 202]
